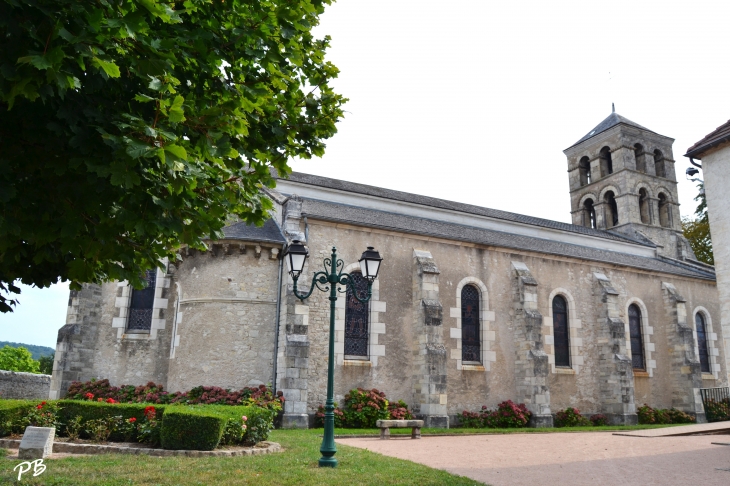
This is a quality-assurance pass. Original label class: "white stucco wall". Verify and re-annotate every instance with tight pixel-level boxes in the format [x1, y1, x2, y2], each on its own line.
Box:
[701, 142, 730, 383]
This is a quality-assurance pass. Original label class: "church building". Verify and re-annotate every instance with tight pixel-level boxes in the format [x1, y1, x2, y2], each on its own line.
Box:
[51, 112, 728, 427]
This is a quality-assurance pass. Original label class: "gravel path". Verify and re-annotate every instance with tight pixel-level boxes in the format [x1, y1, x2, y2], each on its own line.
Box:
[337, 432, 730, 485]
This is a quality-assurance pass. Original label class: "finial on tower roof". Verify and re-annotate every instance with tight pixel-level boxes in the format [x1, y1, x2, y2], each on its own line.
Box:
[612, 102, 615, 113]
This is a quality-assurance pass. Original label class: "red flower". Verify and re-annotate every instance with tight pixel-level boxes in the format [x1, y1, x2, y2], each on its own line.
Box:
[36, 404, 42, 409]
[106, 398, 117, 404]
[129, 417, 137, 423]
[41, 401, 47, 406]
[85, 393, 94, 400]
[97, 397, 103, 402]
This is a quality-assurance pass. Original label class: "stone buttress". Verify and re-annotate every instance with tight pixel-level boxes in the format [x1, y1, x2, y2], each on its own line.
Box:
[276, 195, 311, 428]
[510, 262, 552, 427]
[411, 249, 449, 428]
[593, 273, 637, 425]
[661, 282, 706, 422]
[50, 284, 103, 399]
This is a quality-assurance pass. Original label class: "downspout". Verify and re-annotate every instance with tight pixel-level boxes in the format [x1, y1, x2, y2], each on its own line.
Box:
[272, 245, 284, 393]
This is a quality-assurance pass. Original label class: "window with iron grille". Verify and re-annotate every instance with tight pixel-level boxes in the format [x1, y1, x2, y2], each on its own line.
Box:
[127, 269, 156, 333]
[695, 312, 710, 373]
[344, 272, 369, 357]
[461, 285, 480, 362]
[552, 295, 570, 367]
[628, 304, 645, 370]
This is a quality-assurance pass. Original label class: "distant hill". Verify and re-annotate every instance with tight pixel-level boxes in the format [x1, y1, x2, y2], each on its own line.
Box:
[0, 341, 55, 360]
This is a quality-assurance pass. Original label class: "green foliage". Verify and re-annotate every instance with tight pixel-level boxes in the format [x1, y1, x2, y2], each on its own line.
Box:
[24, 400, 61, 430]
[589, 414, 608, 426]
[0, 0, 345, 313]
[637, 404, 696, 424]
[38, 353, 54, 375]
[84, 416, 120, 443]
[341, 388, 390, 428]
[0, 345, 40, 373]
[57, 399, 167, 441]
[457, 401, 532, 428]
[682, 182, 714, 265]
[703, 398, 730, 422]
[64, 415, 83, 441]
[0, 341, 54, 360]
[0, 399, 37, 436]
[199, 405, 274, 446]
[554, 407, 591, 427]
[160, 406, 226, 450]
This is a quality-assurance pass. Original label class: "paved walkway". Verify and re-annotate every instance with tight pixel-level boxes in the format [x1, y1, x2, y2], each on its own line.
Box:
[337, 432, 730, 486]
[613, 421, 730, 437]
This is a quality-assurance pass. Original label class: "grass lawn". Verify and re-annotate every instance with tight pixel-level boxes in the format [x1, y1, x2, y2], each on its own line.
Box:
[0, 424, 685, 485]
[0, 429, 481, 486]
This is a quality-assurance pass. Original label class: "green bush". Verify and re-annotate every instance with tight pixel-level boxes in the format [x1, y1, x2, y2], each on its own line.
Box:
[57, 400, 166, 441]
[341, 388, 390, 428]
[160, 407, 226, 450]
[188, 405, 274, 446]
[0, 399, 37, 436]
[637, 404, 696, 425]
[554, 407, 590, 427]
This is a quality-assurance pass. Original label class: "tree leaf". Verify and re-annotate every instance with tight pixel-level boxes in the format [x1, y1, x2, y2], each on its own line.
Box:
[92, 57, 121, 78]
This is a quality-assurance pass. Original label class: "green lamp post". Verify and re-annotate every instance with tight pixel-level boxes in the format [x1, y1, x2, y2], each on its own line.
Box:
[283, 240, 383, 468]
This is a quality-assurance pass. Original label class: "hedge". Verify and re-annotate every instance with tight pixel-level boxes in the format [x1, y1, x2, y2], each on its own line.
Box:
[160, 406, 226, 451]
[57, 400, 167, 441]
[0, 399, 38, 436]
[194, 404, 275, 445]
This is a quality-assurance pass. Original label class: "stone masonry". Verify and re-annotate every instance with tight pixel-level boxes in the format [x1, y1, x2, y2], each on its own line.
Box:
[511, 262, 552, 427]
[593, 273, 637, 425]
[0, 371, 50, 400]
[411, 249, 449, 428]
[662, 282, 706, 422]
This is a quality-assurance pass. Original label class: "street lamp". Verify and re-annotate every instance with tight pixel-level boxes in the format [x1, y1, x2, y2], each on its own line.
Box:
[283, 240, 383, 468]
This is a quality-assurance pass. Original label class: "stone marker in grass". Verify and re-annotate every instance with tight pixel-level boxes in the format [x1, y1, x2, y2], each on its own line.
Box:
[19, 427, 55, 459]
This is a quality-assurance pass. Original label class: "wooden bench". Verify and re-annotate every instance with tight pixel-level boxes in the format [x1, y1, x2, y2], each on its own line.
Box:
[375, 419, 424, 439]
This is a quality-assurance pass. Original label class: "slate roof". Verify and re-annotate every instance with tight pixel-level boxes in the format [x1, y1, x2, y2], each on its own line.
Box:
[567, 112, 655, 149]
[685, 119, 730, 159]
[283, 172, 653, 247]
[221, 218, 286, 244]
[300, 198, 716, 281]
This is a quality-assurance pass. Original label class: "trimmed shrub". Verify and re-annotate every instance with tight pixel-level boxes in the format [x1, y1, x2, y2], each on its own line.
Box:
[57, 400, 166, 441]
[554, 407, 590, 427]
[160, 407, 226, 450]
[342, 388, 390, 428]
[196, 405, 275, 446]
[0, 399, 38, 436]
[637, 404, 696, 425]
[589, 414, 609, 426]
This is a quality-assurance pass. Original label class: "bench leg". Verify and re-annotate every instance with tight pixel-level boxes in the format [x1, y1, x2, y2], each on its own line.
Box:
[412, 427, 421, 439]
[380, 427, 390, 440]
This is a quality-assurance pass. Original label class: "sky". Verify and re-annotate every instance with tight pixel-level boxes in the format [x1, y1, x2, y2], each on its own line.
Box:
[2, 0, 730, 349]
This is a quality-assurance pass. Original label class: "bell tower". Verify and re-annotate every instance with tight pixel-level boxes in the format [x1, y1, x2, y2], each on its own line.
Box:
[564, 108, 694, 260]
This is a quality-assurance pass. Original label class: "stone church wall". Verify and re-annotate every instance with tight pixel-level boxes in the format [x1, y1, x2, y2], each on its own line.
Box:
[166, 242, 281, 392]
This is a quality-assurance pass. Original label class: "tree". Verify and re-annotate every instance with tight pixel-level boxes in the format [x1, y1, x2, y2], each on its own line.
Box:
[0, 0, 345, 312]
[38, 353, 54, 375]
[682, 182, 714, 265]
[0, 345, 41, 373]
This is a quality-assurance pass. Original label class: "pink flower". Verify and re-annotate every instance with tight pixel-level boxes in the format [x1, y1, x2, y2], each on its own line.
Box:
[242, 416, 247, 421]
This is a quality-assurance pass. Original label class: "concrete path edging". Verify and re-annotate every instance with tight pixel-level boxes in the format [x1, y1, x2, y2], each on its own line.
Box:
[0, 438, 281, 457]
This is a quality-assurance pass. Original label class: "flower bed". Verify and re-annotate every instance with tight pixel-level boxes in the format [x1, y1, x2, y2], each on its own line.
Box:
[1, 397, 276, 451]
[314, 388, 414, 428]
[637, 404, 696, 424]
[457, 401, 531, 428]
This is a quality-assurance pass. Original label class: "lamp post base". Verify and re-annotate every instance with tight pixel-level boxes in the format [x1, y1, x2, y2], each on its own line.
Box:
[318, 456, 338, 468]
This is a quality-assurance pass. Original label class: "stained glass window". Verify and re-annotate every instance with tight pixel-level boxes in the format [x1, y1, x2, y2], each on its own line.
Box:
[127, 269, 156, 332]
[345, 272, 369, 357]
[628, 304, 645, 370]
[552, 295, 570, 367]
[461, 285, 480, 362]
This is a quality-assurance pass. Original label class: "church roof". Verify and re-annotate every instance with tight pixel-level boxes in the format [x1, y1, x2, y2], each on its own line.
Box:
[282, 172, 649, 246]
[567, 112, 655, 149]
[221, 218, 286, 245]
[685, 119, 730, 159]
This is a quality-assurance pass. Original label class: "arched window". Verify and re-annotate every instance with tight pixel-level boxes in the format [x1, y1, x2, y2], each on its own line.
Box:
[654, 150, 666, 178]
[695, 313, 710, 373]
[628, 304, 645, 370]
[583, 198, 596, 229]
[579, 156, 591, 186]
[344, 272, 369, 357]
[461, 285, 481, 362]
[658, 193, 670, 228]
[604, 191, 619, 228]
[599, 146, 613, 177]
[634, 144, 646, 173]
[638, 188, 650, 224]
[552, 295, 570, 367]
[128, 269, 156, 332]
